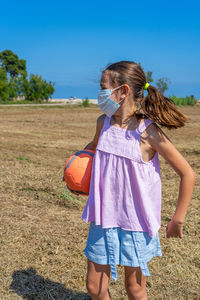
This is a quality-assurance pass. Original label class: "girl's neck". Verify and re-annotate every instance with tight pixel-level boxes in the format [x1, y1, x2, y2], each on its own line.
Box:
[111, 113, 145, 128]
[112, 105, 145, 127]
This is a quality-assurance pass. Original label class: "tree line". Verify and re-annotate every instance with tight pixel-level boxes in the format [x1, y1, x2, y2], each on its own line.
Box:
[0, 50, 55, 102]
[0, 50, 170, 103]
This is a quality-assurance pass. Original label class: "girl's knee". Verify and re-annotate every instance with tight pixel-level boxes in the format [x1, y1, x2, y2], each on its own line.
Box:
[86, 259, 110, 297]
[124, 266, 148, 299]
[86, 281, 110, 299]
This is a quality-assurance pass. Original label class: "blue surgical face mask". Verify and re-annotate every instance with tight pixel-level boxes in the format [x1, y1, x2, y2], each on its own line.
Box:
[97, 85, 124, 118]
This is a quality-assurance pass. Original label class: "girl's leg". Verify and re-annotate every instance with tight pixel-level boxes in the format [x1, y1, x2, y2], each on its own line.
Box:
[86, 258, 112, 300]
[124, 266, 148, 300]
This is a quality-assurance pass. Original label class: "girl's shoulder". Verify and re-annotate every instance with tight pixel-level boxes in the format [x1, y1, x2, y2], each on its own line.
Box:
[96, 114, 106, 131]
[140, 116, 173, 152]
[97, 113, 106, 124]
[142, 120, 170, 144]
[136, 113, 165, 136]
[145, 121, 171, 141]
[141, 119, 179, 165]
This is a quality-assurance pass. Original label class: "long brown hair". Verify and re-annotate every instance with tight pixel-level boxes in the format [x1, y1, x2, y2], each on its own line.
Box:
[103, 61, 188, 129]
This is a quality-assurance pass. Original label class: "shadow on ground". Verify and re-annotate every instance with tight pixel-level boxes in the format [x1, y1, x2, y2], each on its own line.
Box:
[10, 267, 91, 300]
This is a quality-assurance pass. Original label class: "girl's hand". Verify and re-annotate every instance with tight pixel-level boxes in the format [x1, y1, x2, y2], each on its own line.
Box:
[166, 218, 183, 238]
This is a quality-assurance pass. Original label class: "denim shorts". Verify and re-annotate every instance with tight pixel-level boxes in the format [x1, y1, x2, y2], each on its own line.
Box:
[84, 222, 162, 281]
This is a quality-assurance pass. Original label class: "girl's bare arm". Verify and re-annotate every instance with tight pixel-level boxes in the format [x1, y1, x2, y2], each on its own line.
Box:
[146, 124, 196, 238]
[84, 114, 106, 151]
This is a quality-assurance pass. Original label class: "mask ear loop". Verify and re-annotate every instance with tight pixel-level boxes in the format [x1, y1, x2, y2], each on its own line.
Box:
[112, 85, 126, 104]
[112, 84, 124, 92]
[118, 98, 124, 104]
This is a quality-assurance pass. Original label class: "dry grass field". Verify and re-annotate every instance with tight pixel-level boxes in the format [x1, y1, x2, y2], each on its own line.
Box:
[0, 104, 199, 300]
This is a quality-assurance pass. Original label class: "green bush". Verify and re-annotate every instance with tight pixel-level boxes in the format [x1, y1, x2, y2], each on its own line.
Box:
[82, 97, 90, 107]
[170, 95, 196, 106]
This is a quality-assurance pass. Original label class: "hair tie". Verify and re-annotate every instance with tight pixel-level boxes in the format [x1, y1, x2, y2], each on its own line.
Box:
[144, 82, 150, 90]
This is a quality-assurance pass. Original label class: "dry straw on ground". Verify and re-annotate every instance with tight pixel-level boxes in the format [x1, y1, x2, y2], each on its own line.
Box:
[0, 104, 199, 300]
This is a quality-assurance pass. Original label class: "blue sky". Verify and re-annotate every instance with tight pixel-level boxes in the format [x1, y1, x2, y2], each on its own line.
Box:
[1, 0, 200, 99]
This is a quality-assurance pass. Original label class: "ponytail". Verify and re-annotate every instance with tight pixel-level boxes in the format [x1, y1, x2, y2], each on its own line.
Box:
[140, 85, 189, 129]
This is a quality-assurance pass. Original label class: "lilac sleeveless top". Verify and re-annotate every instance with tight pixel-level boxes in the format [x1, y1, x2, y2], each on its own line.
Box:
[81, 116, 161, 237]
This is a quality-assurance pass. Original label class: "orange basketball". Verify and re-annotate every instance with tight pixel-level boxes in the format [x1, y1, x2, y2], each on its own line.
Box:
[63, 149, 95, 196]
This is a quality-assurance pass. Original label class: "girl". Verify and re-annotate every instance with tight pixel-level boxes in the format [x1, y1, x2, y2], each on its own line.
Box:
[80, 61, 195, 300]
